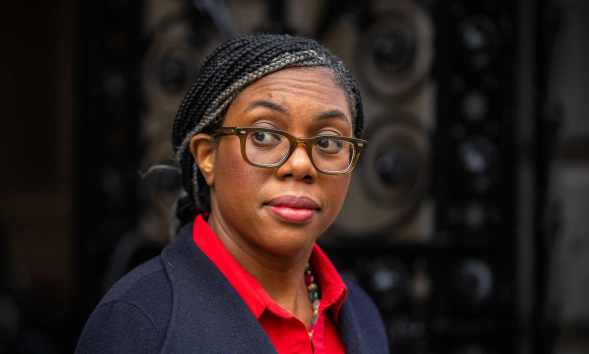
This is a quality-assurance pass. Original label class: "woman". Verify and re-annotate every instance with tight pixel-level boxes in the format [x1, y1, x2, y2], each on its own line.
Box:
[76, 34, 389, 354]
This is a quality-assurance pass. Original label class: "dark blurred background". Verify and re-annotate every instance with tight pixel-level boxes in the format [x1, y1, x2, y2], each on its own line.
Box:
[1, 0, 588, 353]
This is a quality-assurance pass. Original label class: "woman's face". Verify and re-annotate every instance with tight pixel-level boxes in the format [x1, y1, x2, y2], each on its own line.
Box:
[201, 67, 353, 258]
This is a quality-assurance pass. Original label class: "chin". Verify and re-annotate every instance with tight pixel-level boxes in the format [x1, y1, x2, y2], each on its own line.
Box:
[256, 226, 319, 258]
[247, 208, 333, 256]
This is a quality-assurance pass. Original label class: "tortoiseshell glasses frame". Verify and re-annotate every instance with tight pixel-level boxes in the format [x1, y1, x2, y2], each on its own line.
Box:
[213, 126, 367, 175]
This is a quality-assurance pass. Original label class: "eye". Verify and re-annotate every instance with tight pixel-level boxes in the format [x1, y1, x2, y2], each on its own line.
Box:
[316, 136, 345, 154]
[250, 131, 283, 147]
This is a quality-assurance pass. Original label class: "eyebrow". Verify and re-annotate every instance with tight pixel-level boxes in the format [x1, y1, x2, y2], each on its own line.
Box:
[243, 99, 350, 123]
[316, 109, 350, 123]
[244, 100, 289, 115]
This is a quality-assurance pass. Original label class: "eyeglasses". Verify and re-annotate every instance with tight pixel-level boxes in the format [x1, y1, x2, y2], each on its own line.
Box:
[213, 127, 367, 175]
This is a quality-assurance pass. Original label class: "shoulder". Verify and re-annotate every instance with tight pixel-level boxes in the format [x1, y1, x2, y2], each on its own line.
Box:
[101, 255, 171, 311]
[76, 257, 172, 354]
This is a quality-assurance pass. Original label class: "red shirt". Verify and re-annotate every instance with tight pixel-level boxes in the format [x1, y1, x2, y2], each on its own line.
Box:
[192, 215, 347, 354]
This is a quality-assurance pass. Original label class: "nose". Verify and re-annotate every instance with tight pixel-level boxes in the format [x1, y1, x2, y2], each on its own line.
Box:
[275, 143, 318, 182]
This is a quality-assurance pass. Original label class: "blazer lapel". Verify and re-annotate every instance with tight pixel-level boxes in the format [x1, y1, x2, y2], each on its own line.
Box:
[159, 224, 277, 354]
[339, 301, 367, 354]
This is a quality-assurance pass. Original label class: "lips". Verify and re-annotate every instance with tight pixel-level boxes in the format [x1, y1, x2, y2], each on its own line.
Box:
[265, 195, 320, 223]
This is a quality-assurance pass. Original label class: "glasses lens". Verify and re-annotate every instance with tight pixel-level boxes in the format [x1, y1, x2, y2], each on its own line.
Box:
[312, 136, 354, 173]
[245, 130, 290, 166]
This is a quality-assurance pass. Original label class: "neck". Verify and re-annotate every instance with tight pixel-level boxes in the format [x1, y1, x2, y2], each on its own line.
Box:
[207, 211, 314, 322]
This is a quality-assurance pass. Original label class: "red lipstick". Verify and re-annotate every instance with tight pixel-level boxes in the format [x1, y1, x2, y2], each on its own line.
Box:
[266, 195, 320, 223]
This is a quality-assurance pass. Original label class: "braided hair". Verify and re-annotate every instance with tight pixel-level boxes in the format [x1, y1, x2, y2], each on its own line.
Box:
[172, 33, 364, 226]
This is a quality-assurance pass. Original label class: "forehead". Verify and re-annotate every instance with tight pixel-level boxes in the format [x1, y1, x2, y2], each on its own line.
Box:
[243, 66, 341, 92]
[225, 66, 352, 125]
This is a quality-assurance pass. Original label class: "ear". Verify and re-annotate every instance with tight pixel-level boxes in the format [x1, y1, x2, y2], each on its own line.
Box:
[189, 133, 216, 187]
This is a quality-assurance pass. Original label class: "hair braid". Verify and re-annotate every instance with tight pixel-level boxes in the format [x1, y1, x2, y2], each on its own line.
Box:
[181, 38, 278, 130]
[171, 34, 364, 226]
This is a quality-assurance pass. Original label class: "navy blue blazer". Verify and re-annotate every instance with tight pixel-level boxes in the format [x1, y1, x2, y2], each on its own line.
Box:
[76, 223, 390, 354]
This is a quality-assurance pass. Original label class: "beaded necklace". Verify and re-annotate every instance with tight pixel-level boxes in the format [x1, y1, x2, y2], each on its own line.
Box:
[304, 264, 321, 338]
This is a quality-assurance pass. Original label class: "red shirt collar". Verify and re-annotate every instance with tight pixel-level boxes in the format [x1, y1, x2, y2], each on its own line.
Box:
[191, 214, 348, 320]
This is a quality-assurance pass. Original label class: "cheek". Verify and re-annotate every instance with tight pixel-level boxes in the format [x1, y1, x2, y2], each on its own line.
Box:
[214, 141, 263, 200]
[325, 175, 352, 214]
[216, 142, 246, 177]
